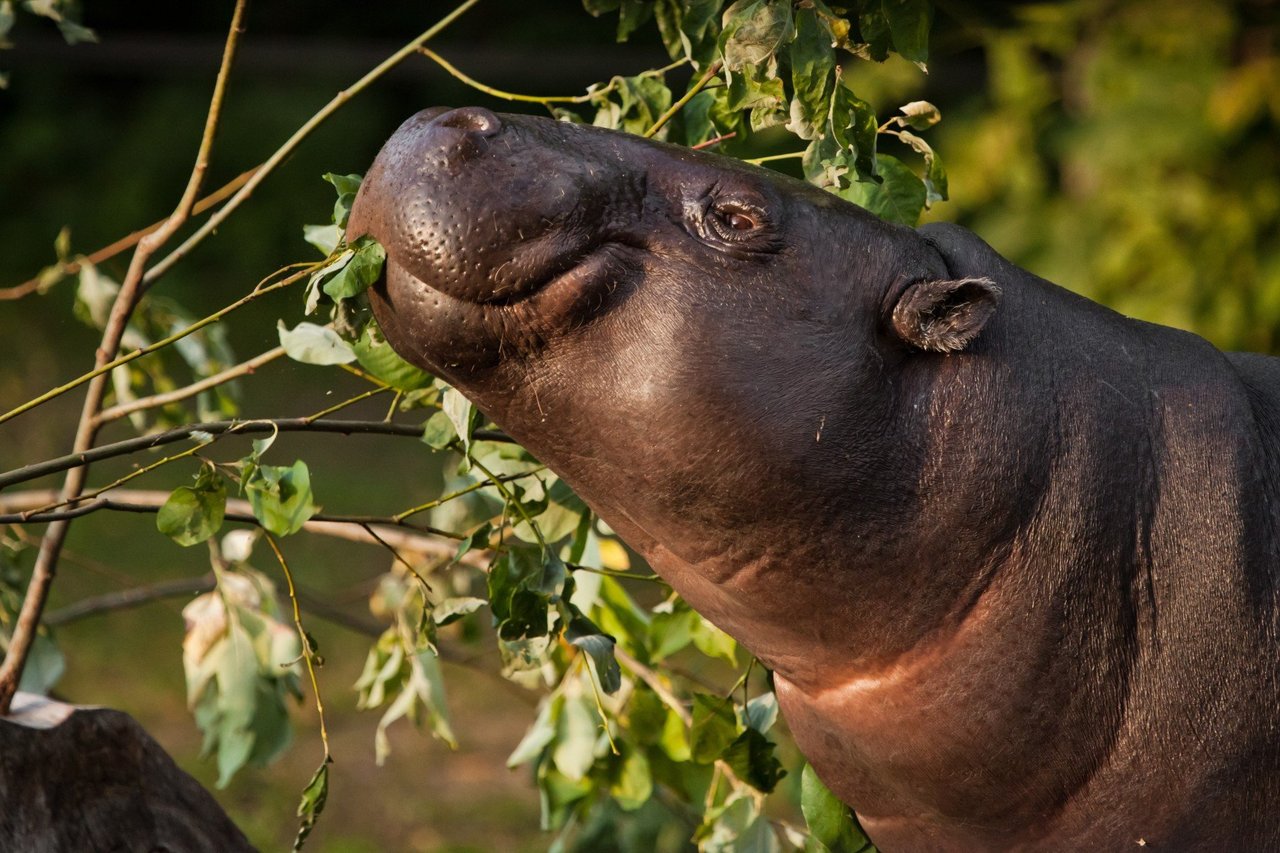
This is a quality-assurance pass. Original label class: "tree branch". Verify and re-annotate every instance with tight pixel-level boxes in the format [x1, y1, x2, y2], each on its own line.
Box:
[43, 574, 216, 627]
[95, 346, 285, 425]
[0, 0, 250, 715]
[141, 0, 482, 291]
[0, 419, 511, 492]
[0, 489, 492, 570]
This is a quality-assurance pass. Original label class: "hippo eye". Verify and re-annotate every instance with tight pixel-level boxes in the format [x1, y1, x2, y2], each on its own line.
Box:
[685, 192, 779, 255]
[707, 202, 767, 243]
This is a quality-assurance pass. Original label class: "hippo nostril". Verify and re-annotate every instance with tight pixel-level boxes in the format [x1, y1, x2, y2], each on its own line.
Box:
[433, 106, 501, 138]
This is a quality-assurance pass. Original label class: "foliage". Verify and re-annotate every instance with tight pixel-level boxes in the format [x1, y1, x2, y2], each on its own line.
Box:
[2, 0, 1274, 849]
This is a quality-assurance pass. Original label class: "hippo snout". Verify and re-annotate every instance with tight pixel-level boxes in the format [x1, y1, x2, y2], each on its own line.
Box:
[408, 106, 502, 166]
[349, 108, 630, 313]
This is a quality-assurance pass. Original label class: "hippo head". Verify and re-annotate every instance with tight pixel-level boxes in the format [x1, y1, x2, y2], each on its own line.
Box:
[346, 107, 1002, 672]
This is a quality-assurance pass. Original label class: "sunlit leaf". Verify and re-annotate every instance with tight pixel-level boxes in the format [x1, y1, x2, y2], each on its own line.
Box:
[277, 320, 356, 366]
[838, 154, 926, 225]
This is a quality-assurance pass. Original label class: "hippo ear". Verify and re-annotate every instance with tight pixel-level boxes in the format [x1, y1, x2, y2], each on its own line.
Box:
[889, 277, 1001, 353]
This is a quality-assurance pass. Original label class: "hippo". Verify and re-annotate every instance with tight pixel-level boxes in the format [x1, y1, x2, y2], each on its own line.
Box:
[346, 106, 1280, 850]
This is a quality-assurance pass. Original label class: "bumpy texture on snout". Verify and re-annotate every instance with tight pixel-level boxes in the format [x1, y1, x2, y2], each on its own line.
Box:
[349, 107, 642, 304]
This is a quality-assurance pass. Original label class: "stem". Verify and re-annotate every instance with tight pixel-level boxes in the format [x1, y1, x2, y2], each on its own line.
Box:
[745, 151, 806, 165]
[143, 0, 482, 291]
[96, 346, 285, 425]
[0, 0, 249, 716]
[17, 438, 214, 517]
[0, 271, 303, 428]
[418, 47, 687, 106]
[690, 131, 736, 151]
[0, 166, 260, 302]
[264, 534, 332, 759]
[566, 564, 664, 583]
[391, 467, 544, 522]
[44, 574, 216, 627]
[0, 419, 442, 491]
[470, 456, 548, 552]
[301, 386, 393, 423]
[0, 488, 491, 569]
[643, 61, 723, 139]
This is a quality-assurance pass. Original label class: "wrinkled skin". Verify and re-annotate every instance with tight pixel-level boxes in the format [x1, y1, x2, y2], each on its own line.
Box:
[348, 107, 1280, 850]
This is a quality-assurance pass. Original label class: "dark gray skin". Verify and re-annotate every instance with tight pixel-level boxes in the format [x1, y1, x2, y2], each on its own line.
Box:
[347, 107, 1280, 850]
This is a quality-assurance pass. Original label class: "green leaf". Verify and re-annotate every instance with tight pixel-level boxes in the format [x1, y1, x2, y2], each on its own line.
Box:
[321, 235, 385, 302]
[421, 410, 457, 450]
[787, 6, 836, 141]
[322, 172, 362, 228]
[538, 765, 593, 832]
[650, 605, 697, 661]
[855, 7, 892, 62]
[802, 762, 873, 853]
[452, 521, 492, 564]
[894, 130, 948, 204]
[353, 323, 432, 390]
[157, 465, 227, 546]
[721, 728, 786, 793]
[302, 223, 342, 256]
[294, 760, 331, 851]
[508, 695, 560, 767]
[615, 0, 652, 41]
[838, 153, 927, 225]
[881, 0, 932, 66]
[582, 0, 620, 15]
[433, 596, 487, 626]
[16, 633, 64, 696]
[442, 386, 479, 457]
[690, 614, 737, 664]
[277, 320, 356, 366]
[610, 742, 653, 810]
[743, 691, 779, 733]
[552, 692, 599, 781]
[719, 0, 794, 72]
[244, 460, 319, 537]
[690, 693, 738, 763]
[565, 610, 622, 694]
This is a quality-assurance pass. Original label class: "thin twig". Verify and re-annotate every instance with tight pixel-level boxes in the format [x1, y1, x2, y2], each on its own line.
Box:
[643, 61, 723, 139]
[691, 131, 736, 151]
[0, 489, 491, 570]
[616, 647, 690, 725]
[44, 574, 216, 627]
[0, 167, 260, 302]
[417, 47, 686, 106]
[745, 151, 806, 165]
[302, 385, 393, 422]
[264, 533, 332, 764]
[0, 0, 250, 715]
[0, 270, 304, 428]
[96, 345, 285, 425]
[142, 0, 483, 291]
[0, 419, 511, 491]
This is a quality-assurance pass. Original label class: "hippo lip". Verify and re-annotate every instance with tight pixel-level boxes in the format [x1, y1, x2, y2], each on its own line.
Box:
[451, 240, 617, 309]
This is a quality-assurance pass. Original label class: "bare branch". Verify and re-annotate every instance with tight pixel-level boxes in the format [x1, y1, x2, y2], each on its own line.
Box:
[44, 574, 216, 627]
[0, 0, 251, 715]
[142, 0, 482, 290]
[0, 418, 512, 492]
[0, 489, 492, 571]
[95, 346, 285, 425]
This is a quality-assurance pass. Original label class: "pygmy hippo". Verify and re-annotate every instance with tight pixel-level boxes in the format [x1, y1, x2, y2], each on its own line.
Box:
[346, 106, 1280, 850]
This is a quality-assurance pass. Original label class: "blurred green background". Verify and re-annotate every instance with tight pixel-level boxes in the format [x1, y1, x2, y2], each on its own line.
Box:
[1, 0, 1276, 849]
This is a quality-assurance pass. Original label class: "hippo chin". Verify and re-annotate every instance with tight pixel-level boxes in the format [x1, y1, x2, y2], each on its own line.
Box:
[348, 106, 1280, 850]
